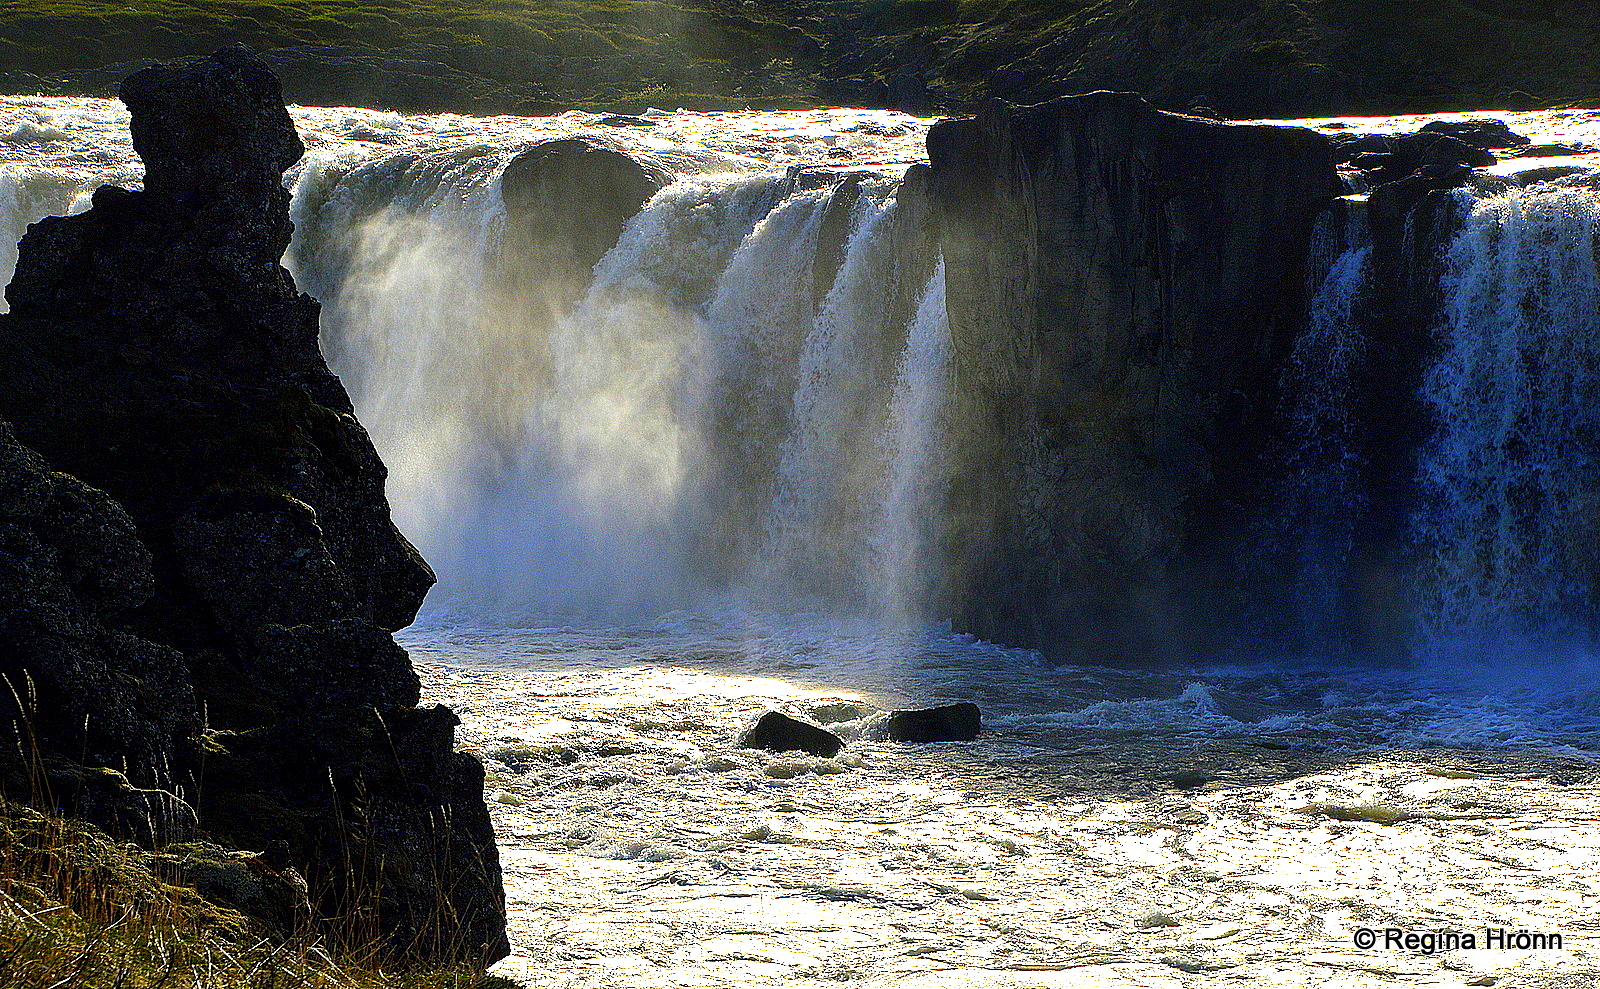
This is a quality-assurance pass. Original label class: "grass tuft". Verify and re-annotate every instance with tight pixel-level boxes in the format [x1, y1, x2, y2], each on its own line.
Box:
[0, 798, 515, 989]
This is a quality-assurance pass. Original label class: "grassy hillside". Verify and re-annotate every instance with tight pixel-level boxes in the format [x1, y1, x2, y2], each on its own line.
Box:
[790, 0, 1600, 116]
[0, 1, 1597, 123]
[0, 1, 823, 113]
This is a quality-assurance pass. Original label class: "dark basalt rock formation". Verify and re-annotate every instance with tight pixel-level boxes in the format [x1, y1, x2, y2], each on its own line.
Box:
[928, 92, 1338, 664]
[1332, 129, 1498, 191]
[875, 704, 982, 743]
[498, 138, 670, 306]
[738, 711, 844, 758]
[1417, 118, 1530, 152]
[0, 46, 506, 964]
[0, 421, 200, 845]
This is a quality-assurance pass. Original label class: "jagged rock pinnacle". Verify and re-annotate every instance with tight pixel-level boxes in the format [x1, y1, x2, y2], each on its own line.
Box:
[120, 44, 304, 209]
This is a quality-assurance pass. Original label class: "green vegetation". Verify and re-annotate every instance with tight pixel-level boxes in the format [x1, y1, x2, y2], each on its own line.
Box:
[0, 798, 514, 989]
[0, 0, 1595, 116]
[0, 1, 821, 113]
[774, 0, 1600, 115]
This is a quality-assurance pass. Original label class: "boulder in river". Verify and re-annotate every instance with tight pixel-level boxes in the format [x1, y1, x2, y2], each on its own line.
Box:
[738, 711, 845, 758]
[876, 703, 982, 743]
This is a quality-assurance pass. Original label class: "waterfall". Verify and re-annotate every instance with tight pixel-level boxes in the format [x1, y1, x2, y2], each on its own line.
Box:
[1278, 209, 1373, 628]
[877, 261, 951, 625]
[278, 143, 951, 619]
[763, 189, 908, 604]
[522, 174, 799, 613]
[1415, 176, 1600, 649]
[283, 147, 520, 598]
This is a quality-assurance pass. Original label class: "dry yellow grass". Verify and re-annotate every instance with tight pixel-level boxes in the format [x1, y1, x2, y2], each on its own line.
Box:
[0, 798, 517, 989]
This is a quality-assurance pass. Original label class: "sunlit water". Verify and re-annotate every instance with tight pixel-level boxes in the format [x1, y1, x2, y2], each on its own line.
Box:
[4, 95, 1600, 984]
[407, 612, 1600, 986]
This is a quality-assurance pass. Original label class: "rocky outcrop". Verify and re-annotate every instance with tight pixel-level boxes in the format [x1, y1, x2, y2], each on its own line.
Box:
[738, 712, 844, 758]
[1331, 130, 1496, 188]
[928, 92, 1338, 664]
[0, 46, 505, 963]
[497, 138, 670, 305]
[0, 422, 199, 845]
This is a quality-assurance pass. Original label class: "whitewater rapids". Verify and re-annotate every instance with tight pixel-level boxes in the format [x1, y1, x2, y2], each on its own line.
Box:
[409, 616, 1600, 987]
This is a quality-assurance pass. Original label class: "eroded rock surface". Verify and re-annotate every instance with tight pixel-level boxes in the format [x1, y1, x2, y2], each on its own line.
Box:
[0, 45, 505, 963]
[498, 138, 670, 305]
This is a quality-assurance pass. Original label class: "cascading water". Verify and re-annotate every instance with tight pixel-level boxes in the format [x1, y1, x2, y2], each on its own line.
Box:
[0, 96, 952, 623]
[523, 174, 799, 613]
[1415, 176, 1600, 650]
[1268, 173, 1600, 657]
[876, 260, 951, 624]
[6, 95, 1600, 987]
[1266, 207, 1374, 641]
[285, 144, 950, 620]
[765, 188, 911, 605]
[285, 147, 517, 581]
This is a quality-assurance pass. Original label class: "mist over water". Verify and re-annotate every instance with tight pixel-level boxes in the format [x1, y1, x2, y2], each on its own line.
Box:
[287, 149, 951, 622]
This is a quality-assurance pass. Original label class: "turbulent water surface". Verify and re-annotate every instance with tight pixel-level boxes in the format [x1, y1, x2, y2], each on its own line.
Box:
[4, 96, 1600, 985]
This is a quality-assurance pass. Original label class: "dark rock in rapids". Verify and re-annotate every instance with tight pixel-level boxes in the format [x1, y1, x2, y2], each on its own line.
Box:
[1167, 770, 1214, 790]
[1500, 162, 1594, 185]
[928, 91, 1338, 664]
[875, 703, 982, 743]
[1367, 132, 1496, 186]
[738, 711, 845, 758]
[1515, 143, 1594, 158]
[1328, 131, 1395, 165]
[0, 45, 506, 964]
[1417, 117, 1530, 151]
[1332, 127, 1497, 190]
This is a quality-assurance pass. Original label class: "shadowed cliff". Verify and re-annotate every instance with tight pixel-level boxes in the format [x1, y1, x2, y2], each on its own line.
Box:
[929, 92, 1340, 663]
[0, 45, 507, 964]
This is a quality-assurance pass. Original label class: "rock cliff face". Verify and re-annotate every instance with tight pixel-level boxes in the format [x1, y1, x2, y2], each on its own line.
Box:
[0, 420, 198, 843]
[928, 92, 1338, 663]
[0, 46, 506, 963]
